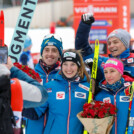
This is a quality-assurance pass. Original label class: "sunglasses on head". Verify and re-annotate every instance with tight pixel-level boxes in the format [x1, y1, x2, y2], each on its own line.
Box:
[44, 34, 62, 43]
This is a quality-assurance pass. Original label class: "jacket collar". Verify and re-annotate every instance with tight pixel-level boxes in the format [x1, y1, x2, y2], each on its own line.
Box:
[109, 48, 130, 59]
[35, 62, 60, 75]
[53, 70, 88, 83]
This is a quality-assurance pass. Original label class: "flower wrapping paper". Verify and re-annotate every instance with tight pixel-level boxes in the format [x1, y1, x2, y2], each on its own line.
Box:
[77, 112, 114, 134]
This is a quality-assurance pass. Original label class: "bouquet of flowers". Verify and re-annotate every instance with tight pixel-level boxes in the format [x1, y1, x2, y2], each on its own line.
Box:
[77, 100, 117, 134]
[14, 62, 42, 83]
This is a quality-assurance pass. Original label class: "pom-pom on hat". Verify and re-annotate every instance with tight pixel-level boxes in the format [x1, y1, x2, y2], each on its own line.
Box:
[24, 36, 32, 49]
[104, 58, 124, 75]
[107, 29, 131, 49]
[40, 34, 63, 56]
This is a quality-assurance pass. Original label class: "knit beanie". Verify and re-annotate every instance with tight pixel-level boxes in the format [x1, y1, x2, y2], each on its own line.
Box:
[24, 36, 32, 49]
[107, 29, 131, 49]
[40, 34, 63, 56]
[61, 51, 81, 68]
[104, 58, 124, 75]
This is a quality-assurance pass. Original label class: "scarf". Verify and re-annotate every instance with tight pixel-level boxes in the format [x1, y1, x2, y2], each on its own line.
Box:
[39, 59, 60, 73]
[106, 77, 125, 93]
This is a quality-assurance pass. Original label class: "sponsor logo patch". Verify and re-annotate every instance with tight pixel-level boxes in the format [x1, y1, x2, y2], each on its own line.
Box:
[40, 79, 43, 85]
[63, 52, 76, 58]
[47, 88, 52, 93]
[129, 117, 134, 126]
[10, 79, 15, 84]
[120, 96, 130, 102]
[47, 42, 56, 46]
[103, 97, 111, 103]
[75, 92, 86, 99]
[14, 115, 19, 124]
[85, 58, 93, 64]
[101, 62, 105, 68]
[124, 82, 131, 87]
[75, 77, 80, 82]
[127, 58, 133, 63]
[106, 60, 117, 65]
[56, 92, 65, 99]
[79, 84, 89, 91]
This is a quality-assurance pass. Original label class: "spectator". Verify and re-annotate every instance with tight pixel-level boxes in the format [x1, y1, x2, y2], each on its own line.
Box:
[20, 36, 34, 69]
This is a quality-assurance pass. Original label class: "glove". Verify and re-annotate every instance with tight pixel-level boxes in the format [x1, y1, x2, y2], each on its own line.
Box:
[81, 13, 95, 25]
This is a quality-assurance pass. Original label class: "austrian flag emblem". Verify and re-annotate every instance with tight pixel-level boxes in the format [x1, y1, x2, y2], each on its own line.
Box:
[56, 92, 65, 99]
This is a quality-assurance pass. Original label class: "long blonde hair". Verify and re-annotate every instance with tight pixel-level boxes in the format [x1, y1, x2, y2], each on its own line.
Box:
[63, 49, 90, 82]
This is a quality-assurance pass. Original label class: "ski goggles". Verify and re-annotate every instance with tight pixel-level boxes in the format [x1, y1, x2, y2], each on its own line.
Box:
[43, 34, 62, 43]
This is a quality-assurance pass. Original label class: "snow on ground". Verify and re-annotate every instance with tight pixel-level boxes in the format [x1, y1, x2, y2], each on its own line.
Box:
[5, 27, 75, 53]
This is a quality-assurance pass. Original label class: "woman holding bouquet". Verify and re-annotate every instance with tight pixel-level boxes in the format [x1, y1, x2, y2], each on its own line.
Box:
[95, 58, 134, 134]
[23, 49, 90, 134]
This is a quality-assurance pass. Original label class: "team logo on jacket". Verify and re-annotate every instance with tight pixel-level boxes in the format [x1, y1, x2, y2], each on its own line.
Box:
[101, 62, 105, 68]
[40, 79, 43, 85]
[75, 92, 86, 99]
[78, 84, 89, 91]
[103, 97, 111, 103]
[14, 115, 19, 124]
[10, 79, 15, 84]
[127, 58, 133, 63]
[47, 88, 52, 93]
[56, 92, 65, 99]
[124, 82, 131, 87]
[120, 96, 130, 102]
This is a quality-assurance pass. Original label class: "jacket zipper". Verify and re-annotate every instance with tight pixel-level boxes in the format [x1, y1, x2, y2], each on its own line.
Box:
[67, 82, 71, 134]
[114, 87, 124, 134]
[46, 74, 48, 83]
[114, 94, 117, 134]
[40, 64, 58, 83]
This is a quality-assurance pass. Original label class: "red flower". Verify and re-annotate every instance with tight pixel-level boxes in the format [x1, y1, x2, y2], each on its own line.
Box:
[109, 107, 117, 115]
[88, 109, 96, 117]
[98, 110, 105, 118]
[14, 62, 42, 83]
[81, 100, 117, 118]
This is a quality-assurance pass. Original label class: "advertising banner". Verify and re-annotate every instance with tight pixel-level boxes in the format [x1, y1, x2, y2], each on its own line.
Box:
[73, 0, 130, 56]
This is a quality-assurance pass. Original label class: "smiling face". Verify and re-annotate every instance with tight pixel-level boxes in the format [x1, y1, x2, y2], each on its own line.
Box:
[62, 61, 78, 78]
[104, 67, 122, 85]
[107, 37, 126, 57]
[42, 46, 60, 66]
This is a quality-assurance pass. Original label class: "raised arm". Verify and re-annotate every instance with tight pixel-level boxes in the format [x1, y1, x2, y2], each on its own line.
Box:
[75, 13, 95, 57]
